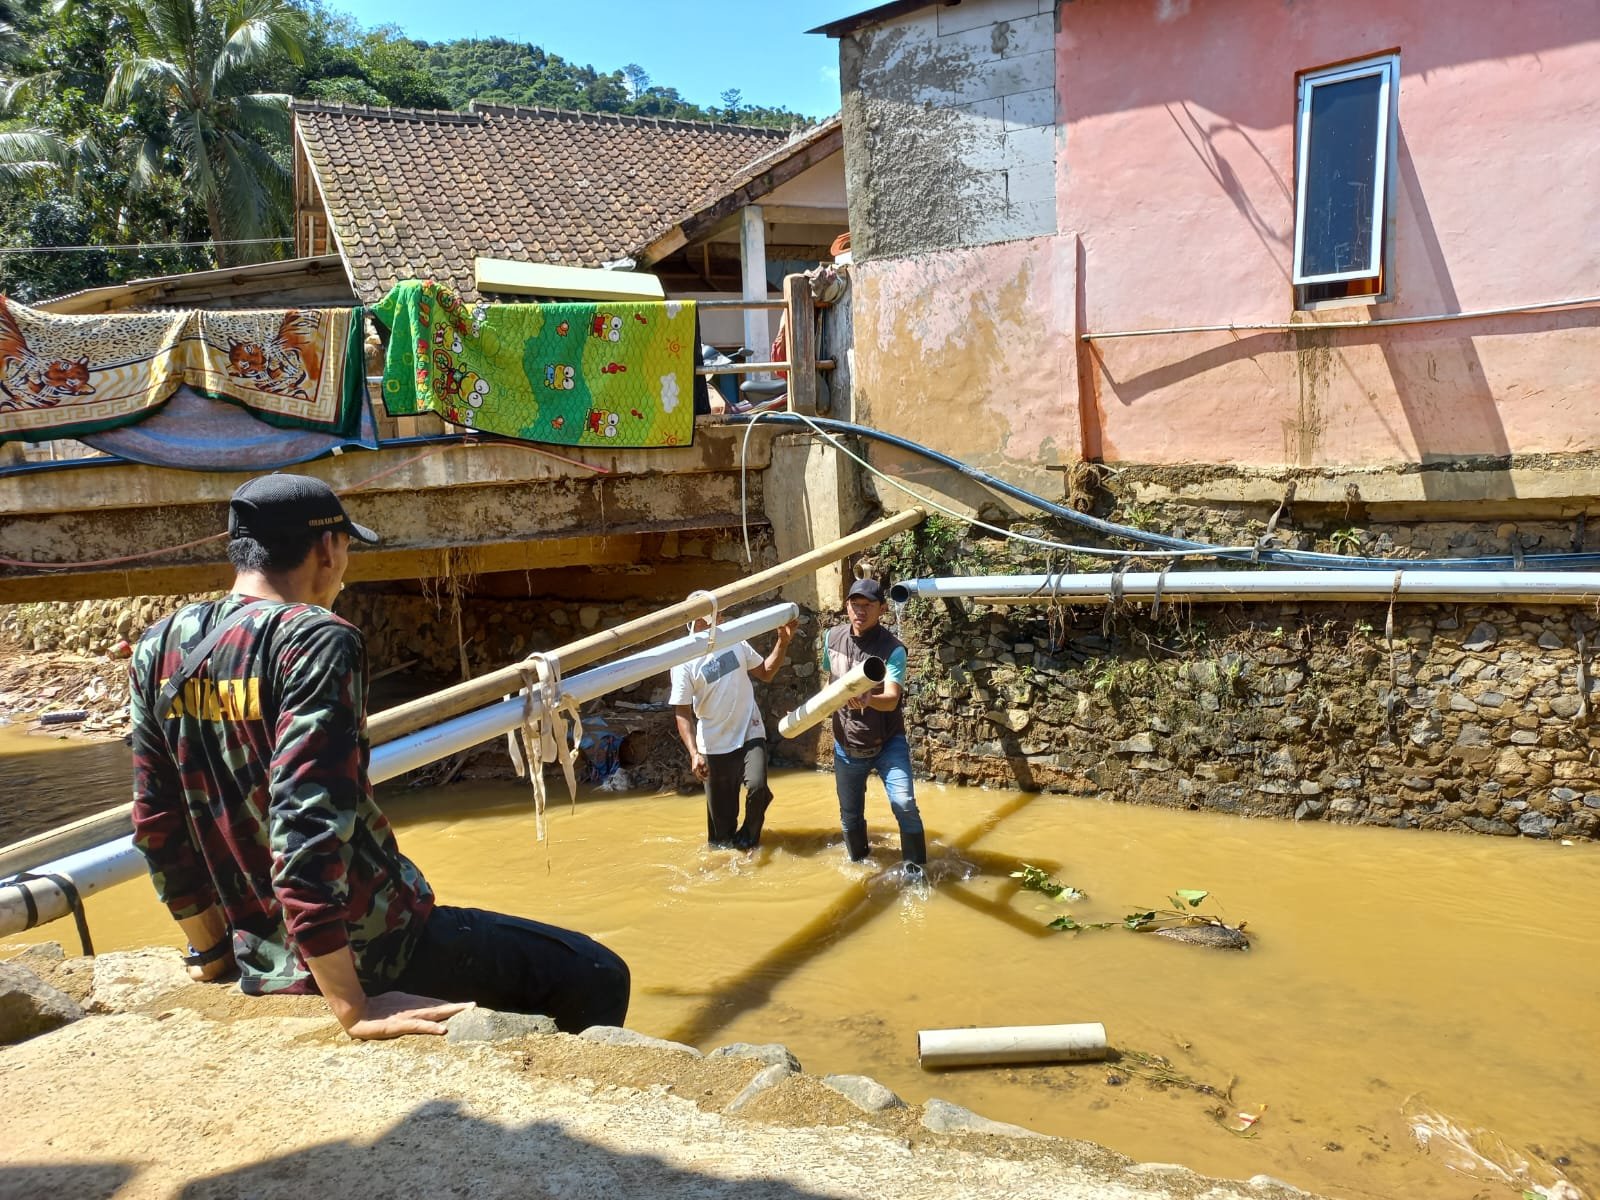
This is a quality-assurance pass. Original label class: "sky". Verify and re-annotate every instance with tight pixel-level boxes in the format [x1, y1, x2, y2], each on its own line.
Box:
[333, 0, 863, 119]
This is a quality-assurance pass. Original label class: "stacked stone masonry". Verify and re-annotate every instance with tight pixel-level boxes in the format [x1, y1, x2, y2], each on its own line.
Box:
[874, 504, 1600, 842]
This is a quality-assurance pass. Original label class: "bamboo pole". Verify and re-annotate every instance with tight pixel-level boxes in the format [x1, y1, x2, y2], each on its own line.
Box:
[0, 506, 926, 877]
[0, 803, 134, 882]
[365, 505, 926, 745]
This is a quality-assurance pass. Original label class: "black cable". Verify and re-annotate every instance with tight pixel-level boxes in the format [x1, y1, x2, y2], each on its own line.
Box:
[728, 412, 1600, 572]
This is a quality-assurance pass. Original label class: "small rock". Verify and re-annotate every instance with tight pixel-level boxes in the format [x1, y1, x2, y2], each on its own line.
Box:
[708, 1042, 802, 1073]
[920, 1097, 1042, 1138]
[579, 1026, 702, 1056]
[1461, 622, 1498, 652]
[1111, 732, 1156, 755]
[1517, 811, 1554, 837]
[0, 961, 84, 1044]
[725, 1062, 793, 1114]
[983, 709, 1031, 733]
[1538, 632, 1564, 649]
[1248, 1175, 1311, 1195]
[445, 1007, 557, 1044]
[87, 948, 192, 1013]
[577, 606, 601, 630]
[821, 1073, 904, 1112]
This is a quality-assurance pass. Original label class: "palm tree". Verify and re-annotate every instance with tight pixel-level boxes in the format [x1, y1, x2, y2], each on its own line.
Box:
[105, 0, 306, 264]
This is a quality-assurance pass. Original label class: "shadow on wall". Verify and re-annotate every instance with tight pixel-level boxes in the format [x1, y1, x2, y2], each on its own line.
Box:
[175, 1099, 841, 1200]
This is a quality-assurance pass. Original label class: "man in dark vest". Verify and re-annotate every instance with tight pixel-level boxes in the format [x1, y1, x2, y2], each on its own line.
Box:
[822, 577, 927, 873]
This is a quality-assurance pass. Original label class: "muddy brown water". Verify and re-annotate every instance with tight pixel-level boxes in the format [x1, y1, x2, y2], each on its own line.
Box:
[2, 737, 1596, 1200]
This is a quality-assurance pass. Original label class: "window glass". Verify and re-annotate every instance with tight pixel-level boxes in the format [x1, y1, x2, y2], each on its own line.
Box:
[1300, 72, 1383, 278]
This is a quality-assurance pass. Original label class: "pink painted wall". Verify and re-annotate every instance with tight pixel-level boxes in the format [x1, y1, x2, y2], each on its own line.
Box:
[851, 235, 1079, 498]
[1060, 0, 1600, 467]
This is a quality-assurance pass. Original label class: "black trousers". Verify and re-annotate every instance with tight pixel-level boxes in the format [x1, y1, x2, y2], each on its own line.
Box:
[390, 904, 630, 1033]
[705, 737, 773, 848]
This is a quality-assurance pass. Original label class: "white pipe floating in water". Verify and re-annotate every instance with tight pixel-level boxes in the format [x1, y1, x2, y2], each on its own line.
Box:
[917, 1022, 1109, 1068]
[1, 602, 800, 939]
[891, 570, 1600, 606]
[777, 656, 885, 738]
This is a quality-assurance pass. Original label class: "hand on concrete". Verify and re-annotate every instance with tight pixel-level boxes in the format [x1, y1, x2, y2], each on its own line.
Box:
[344, 992, 474, 1040]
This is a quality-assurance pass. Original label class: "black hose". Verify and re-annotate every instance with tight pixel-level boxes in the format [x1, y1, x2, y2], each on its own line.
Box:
[729, 412, 1600, 572]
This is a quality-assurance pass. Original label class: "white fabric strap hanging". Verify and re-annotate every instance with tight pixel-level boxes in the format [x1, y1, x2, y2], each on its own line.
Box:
[686, 589, 721, 653]
[517, 652, 584, 843]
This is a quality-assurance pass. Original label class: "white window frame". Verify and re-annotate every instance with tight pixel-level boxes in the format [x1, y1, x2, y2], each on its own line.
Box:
[1292, 55, 1399, 287]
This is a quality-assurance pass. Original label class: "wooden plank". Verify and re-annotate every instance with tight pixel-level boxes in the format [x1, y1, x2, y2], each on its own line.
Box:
[785, 273, 818, 416]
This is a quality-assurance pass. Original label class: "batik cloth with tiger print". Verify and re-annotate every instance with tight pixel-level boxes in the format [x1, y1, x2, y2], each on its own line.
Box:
[0, 296, 367, 442]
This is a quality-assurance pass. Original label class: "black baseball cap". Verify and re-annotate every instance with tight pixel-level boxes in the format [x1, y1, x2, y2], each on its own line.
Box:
[228, 474, 380, 545]
[847, 577, 886, 602]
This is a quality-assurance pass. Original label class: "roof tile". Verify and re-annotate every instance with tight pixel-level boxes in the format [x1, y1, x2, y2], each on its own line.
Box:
[294, 101, 797, 302]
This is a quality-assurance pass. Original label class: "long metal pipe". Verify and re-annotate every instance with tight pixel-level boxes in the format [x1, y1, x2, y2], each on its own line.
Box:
[0, 603, 798, 939]
[367, 506, 924, 745]
[891, 570, 1600, 606]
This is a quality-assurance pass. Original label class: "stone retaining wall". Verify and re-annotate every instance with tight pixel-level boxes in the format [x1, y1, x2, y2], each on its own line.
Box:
[874, 513, 1600, 841]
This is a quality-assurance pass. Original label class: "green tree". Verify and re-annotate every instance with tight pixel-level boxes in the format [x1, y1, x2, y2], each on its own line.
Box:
[105, 0, 307, 264]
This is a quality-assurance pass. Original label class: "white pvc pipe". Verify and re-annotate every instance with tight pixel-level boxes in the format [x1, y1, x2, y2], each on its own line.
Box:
[370, 602, 797, 781]
[0, 837, 141, 935]
[918, 1022, 1109, 1068]
[777, 657, 885, 738]
[1, 602, 799, 938]
[1079, 294, 1600, 341]
[891, 570, 1600, 606]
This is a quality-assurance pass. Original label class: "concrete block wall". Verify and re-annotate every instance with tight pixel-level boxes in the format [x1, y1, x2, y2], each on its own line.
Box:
[840, 0, 1059, 259]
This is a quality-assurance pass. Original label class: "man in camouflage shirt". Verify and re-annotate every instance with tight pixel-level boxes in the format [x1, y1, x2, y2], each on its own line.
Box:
[130, 473, 629, 1039]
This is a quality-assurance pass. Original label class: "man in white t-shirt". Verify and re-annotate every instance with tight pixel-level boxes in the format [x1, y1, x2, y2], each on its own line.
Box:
[669, 615, 797, 849]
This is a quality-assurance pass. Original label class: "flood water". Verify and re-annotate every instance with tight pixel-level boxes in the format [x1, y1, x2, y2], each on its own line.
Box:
[3, 746, 1596, 1200]
[0, 726, 133, 845]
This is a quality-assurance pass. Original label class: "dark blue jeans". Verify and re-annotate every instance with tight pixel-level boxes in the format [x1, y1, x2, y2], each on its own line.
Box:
[391, 905, 630, 1033]
[835, 734, 922, 854]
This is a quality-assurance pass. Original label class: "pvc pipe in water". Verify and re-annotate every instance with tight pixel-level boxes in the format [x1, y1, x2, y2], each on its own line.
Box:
[917, 1022, 1109, 1068]
[0, 602, 799, 939]
[891, 570, 1600, 607]
[777, 656, 885, 738]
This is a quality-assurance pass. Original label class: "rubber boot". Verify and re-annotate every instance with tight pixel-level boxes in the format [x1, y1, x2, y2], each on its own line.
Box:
[899, 828, 927, 868]
[734, 794, 771, 850]
[843, 824, 871, 862]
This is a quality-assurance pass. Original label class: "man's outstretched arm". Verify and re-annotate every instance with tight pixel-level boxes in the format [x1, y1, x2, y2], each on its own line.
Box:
[748, 620, 797, 683]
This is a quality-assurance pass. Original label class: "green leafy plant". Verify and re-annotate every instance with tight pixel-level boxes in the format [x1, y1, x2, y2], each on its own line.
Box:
[1010, 864, 1086, 902]
[1047, 914, 1119, 933]
[1328, 527, 1364, 554]
[1122, 890, 1243, 934]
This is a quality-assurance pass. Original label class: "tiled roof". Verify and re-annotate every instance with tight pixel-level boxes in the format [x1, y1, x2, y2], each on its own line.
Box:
[630, 114, 844, 254]
[293, 101, 794, 303]
[40, 256, 353, 313]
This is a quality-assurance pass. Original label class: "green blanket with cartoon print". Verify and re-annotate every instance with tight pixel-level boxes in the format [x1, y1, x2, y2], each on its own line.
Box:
[372, 280, 696, 449]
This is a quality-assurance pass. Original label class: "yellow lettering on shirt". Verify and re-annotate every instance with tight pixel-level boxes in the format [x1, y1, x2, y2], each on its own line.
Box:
[160, 676, 262, 721]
